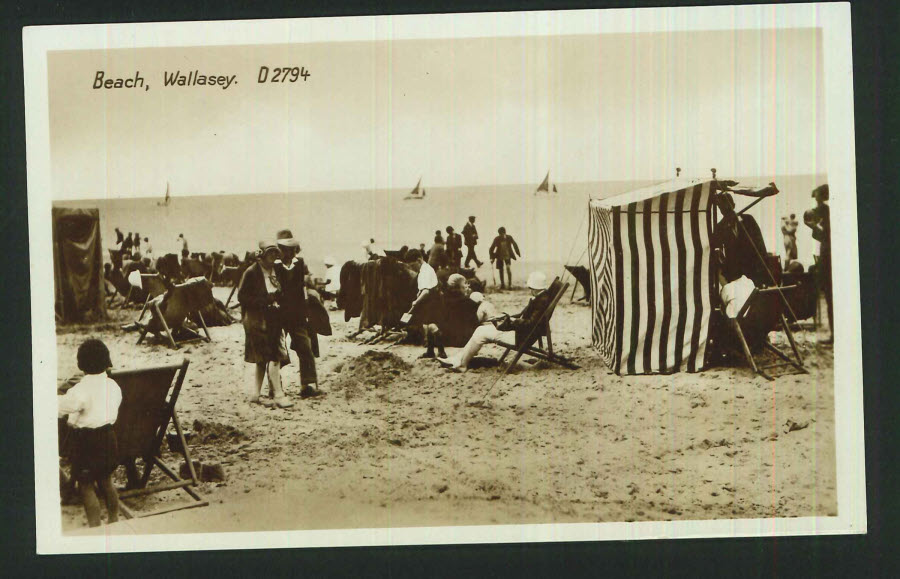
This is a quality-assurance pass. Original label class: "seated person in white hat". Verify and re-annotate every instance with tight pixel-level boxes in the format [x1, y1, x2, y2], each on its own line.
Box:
[439, 271, 551, 372]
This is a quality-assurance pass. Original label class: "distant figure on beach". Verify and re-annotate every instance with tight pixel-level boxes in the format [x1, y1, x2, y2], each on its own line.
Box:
[418, 243, 428, 262]
[427, 233, 449, 270]
[177, 233, 189, 254]
[439, 271, 550, 372]
[143, 237, 153, 257]
[462, 215, 483, 268]
[781, 214, 798, 262]
[133, 232, 141, 253]
[114, 227, 124, 247]
[805, 184, 832, 343]
[238, 241, 292, 408]
[122, 232, 134, 255]
[445, 226, 463, 268]
[489, 226, 521, 289]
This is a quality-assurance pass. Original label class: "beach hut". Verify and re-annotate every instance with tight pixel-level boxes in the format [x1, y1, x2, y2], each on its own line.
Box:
[588, 179, 716, 374]
[53, 207, 108, 323]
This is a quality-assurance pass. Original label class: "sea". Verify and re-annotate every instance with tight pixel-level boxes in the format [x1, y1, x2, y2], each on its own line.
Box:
[55, 175, 827, 284]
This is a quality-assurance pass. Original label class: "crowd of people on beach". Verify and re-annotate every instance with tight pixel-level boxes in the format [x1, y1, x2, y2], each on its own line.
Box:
[59, 185, 834, 528]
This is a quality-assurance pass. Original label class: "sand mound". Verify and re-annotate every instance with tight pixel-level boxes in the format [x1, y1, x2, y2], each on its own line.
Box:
[330, 350, 412, 399]
[190, 419, 248, 445]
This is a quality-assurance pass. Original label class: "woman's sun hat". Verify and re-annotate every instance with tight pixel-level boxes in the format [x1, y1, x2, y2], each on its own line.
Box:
[526, 271, 548, 291]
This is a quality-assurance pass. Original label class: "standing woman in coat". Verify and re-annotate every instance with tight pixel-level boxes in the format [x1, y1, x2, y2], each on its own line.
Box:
[237, 241, 293, 408]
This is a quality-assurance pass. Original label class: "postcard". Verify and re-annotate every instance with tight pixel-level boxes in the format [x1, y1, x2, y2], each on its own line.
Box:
[25, 4, 865, 554]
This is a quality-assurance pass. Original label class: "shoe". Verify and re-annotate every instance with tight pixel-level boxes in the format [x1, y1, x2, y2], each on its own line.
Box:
[274, 397, 295, 408]
[446, 365, 464, 373]
[437, 350, 448, 359]
[299, 385, 319, 398]
[249, 396, 274, 407]
[419, 351, 436, 359]
[436, 357, 454, 368]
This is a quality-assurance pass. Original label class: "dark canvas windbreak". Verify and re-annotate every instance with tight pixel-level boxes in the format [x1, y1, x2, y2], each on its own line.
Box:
[589, 180, 714, 374]
[53, 208, 107, 323]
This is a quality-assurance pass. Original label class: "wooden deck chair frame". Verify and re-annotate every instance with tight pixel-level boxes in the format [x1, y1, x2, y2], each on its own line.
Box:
[110, 359, 208, 518]
[720, 285, 807, 381]
[136, 273, 169, 323]
[495, 278, 580, 375]
[136, 282, 213, 350]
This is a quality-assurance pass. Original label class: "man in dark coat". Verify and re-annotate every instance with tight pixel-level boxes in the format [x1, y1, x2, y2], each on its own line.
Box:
[445, 226, 463, 268]
[462, 216, 483, 268]
[489, 227, 521, 289]
[274, 229, 321, 398]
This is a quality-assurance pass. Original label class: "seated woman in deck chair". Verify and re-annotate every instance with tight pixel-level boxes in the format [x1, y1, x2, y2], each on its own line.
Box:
[418, 274, 479, 359]
[439, 272, 551, 372]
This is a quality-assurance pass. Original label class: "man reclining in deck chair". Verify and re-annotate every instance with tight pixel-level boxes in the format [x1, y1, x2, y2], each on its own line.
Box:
[438, 271, 552, 372]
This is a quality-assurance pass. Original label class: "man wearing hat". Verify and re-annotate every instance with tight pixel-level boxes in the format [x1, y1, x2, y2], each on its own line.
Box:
[238, 240, 292, 408]
[489, 226, 521, 289]
[462, 215, 483, 268]
[439, 271, 552, 371]
[274, 229, 322, 398]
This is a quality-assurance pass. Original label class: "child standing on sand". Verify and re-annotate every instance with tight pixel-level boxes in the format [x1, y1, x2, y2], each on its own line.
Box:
[58, 339, 122, 527]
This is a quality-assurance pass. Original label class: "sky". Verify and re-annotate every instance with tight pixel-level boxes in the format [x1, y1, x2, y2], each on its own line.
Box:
[48, 27, 824, 200]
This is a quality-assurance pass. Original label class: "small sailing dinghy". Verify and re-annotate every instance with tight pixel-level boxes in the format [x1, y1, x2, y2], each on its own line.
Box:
[535, 171, 558, 195]
[404, 177, 426, 200]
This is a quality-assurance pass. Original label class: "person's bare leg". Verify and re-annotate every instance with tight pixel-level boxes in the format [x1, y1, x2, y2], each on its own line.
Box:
[98, 476, 119, 523]
[79, 481, 102, 527]
[269, 361, 293, 408]
[249, 363, 273, 406]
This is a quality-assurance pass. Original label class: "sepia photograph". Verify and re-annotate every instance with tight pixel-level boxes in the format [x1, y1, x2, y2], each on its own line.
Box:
[24, 4, 865, 553]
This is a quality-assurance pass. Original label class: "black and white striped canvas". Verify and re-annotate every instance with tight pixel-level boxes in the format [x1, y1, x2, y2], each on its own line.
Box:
[589, 180, 714, 374]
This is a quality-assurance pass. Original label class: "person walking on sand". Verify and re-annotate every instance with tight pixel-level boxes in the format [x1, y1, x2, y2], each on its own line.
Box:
[274, 229, 320, 399]
[177, 233, 189, 255]
[237, 241, 293, 408]
[143, 237, 153, 258]
[462, 215, 483, 268]
[489, 226, 521, 289]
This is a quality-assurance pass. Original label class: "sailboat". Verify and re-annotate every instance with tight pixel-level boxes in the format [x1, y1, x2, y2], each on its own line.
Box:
[535, 171, 558, 195]
[404, 177, 426, 200]
[156, 181, 171, 207]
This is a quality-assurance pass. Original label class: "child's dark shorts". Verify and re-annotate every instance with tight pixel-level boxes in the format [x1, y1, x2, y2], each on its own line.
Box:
[69, 424, 119, 482]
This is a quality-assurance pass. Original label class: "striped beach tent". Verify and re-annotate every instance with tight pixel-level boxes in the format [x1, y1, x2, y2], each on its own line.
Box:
[588, 179, 716, 374]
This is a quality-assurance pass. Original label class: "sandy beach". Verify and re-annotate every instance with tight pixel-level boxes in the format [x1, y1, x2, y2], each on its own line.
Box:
[58, 285, 836, 534]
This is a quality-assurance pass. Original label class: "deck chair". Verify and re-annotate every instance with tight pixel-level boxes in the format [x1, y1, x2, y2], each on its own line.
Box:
[136, 277, 214, 349]
[495, 278, 579, 375]
[58, 360, 208, 519]
[135, 273, 169, 323]
[713, 284, 807, 381]
[111, 359, 208, 518]
[564, 265, 591, 302]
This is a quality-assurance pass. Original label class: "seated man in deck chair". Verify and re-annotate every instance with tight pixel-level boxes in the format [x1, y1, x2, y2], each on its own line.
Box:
[439, 271, 552, 372]
[710, 193, 779, 356]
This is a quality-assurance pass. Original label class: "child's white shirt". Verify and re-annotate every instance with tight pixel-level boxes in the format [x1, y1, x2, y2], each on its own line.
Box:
[57, 373, 122, 429]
